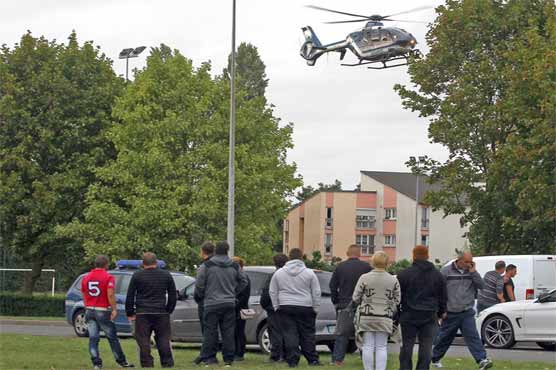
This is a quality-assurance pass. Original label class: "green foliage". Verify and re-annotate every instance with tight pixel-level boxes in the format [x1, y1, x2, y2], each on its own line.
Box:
[0, 32, 124, 293]
[60, 44, 301, 269]
[296, 179, 343, 203]
[224, 42, 269, 101]
[0, 293, 65, 317]
[395, 0, 556, 255]
[386, 259, 412, 275]
[303, 251, 341, 272]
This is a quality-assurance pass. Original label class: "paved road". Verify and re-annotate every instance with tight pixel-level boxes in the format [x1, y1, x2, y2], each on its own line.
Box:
[2, 323, 555, 363]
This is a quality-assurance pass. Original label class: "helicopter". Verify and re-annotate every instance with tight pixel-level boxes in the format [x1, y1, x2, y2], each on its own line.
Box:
[300, 5, 429, 69]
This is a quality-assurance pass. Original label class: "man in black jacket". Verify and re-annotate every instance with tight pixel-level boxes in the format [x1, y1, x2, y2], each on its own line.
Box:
[329, 245, 372, 366]
[397, 245, 447, 370]
[195, 241, 248, 366]
[193, 241, 214, 365]
[260, 253, 288, 363]
[232, 256, 251, 361]
[126, 252, 177, 368]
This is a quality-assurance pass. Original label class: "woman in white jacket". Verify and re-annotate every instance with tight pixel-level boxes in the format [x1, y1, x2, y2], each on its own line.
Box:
[353, 251, 401, 370]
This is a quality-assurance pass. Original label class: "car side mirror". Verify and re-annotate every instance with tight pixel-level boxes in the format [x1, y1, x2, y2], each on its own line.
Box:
[537, 293, 550, 303]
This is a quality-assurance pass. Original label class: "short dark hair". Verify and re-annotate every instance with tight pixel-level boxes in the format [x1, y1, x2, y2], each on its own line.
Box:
[273, 253, 288, 268]
[495, 260, 506, 270]
[94, 255, 109, 268]
[201, 241, 215, 256]
[506, 264, 517, 272]
[288, 248, 303, 260]
[215, 241, 230, 255]
[142, 252, 157, 266]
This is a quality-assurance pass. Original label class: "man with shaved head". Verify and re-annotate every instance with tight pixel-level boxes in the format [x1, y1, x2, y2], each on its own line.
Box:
[431, 251, 492, 370]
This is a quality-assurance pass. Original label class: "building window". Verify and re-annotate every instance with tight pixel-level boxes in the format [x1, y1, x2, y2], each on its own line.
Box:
[356, 208, 376, 229]
[356, 234, 375, 256]
[325, 207, 333, 228]
[384, 208, 397, 220]
[421, 234, 429, 246]
[384, 235, 396, 246]
[324, 233, 332, 255]
[421, 207, 429, 229]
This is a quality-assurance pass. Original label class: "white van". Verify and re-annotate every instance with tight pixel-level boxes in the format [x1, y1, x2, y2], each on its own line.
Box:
[473, 255, 556, 300]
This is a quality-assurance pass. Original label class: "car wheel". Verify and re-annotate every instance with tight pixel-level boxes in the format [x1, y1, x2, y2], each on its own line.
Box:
[481, 315, 515, 349]
[73, 309, 89, 337]
[257, 324, 271, 354]
[536, 342, 556, 351]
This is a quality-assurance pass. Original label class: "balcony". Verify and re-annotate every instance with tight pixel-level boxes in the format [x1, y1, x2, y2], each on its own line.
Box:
[356, 220, 376, 229]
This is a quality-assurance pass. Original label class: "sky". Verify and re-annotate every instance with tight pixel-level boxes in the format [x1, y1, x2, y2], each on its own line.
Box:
[1, 0, 448, 190]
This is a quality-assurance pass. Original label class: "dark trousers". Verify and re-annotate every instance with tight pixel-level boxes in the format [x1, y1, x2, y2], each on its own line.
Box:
[279, 306, 319, 366]
[135, 314, 174, 368]
[399, 311, 438, 370]
[235, 317, 247, 358]
[267, 311, 285, 361]
[432, 309, 487, 364]
[200, 305, 236, 363]
[85, 309, 127, 367]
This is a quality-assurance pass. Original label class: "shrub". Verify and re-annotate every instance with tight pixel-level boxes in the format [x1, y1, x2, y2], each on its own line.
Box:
[0, 292, 65, 317]
[387, 259, 412, 275]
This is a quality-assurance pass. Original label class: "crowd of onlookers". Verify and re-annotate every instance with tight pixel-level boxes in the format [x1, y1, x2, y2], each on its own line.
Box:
[80, 242, 518, 370]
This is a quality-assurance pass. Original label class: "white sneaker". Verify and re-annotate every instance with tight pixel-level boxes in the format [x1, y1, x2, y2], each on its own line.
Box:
[431, 361, 443, 368]
[479, 358, 493, 370]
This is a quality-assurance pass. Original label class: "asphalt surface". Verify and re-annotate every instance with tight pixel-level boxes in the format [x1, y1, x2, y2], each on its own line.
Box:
[1, 323, 555, 363]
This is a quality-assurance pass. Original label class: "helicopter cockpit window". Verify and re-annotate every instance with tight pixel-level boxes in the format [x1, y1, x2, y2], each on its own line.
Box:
[370, 29, 380, 41]
[380, 30, 392, 42]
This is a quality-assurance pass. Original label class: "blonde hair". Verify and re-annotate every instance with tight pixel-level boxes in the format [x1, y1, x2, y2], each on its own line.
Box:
[371, 251, 389, 269]
[232, 256, 245, 268]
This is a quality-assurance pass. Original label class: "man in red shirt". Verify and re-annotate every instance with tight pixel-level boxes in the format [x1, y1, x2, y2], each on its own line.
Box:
[82, 255, 133, 369]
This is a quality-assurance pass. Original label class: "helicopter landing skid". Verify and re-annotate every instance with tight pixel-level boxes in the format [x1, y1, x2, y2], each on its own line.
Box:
[341, 50, 421, 70]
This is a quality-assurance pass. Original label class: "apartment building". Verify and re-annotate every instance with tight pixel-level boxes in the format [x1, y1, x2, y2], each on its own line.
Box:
[283, 171, 468, 264]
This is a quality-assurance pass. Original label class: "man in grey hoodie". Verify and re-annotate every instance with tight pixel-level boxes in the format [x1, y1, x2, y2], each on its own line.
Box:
[269, 248, 322, 368]
[195, 241, 248, 366]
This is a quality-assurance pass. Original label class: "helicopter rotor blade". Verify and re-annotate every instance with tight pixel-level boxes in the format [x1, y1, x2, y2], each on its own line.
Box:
[381, 18, 429, 23]
[383, 5, 432, 18]
[325, 18, 372, 24]
[306, 5, 369, 19]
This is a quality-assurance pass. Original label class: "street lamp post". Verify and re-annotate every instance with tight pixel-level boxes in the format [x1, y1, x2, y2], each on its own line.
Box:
[410, 156, 426, 247]
[119, 46, 147, 81]
[227, 0, 237, 257]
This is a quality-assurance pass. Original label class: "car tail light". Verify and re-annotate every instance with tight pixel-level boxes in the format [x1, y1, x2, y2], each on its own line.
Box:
[526, 289, 534, 299]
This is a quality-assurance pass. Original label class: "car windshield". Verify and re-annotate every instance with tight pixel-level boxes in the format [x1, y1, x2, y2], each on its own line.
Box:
[173, 274, 195, 291]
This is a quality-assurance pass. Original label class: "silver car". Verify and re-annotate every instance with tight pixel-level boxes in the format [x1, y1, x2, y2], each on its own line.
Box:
[170, 266, 342, 353]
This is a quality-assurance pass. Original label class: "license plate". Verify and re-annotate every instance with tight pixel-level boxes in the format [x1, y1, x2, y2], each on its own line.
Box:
[327, 325, 336, 334]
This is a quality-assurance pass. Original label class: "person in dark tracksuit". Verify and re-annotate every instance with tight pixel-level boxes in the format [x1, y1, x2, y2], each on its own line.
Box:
[397, 245, 447, 370]
[260, 253, 288, 363]
[329, 244, 372, 366]
[126, 252, 176, 368]
[232, 256, 251, 361]
[195, 241, 248, 366]
[193, 242, 215, 365]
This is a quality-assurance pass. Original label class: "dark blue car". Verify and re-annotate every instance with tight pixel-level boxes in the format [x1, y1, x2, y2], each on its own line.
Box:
[65, 260, 194, 337]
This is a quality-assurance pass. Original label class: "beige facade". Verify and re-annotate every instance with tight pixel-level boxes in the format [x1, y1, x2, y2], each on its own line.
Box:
[284, 172, 468, 264]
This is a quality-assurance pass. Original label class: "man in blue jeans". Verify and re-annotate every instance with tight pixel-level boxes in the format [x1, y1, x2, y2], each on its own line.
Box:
[82, 255, 133, 369]
[432, 251, 492, 370]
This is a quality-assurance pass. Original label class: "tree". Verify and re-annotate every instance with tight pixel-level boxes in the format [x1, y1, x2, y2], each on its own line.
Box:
[0, 32, 124, 293]
[61, 44, 301, 268]
[395, 0, 556, 254]
[224, 42, 269, 101]
[295, 179, 343, 203]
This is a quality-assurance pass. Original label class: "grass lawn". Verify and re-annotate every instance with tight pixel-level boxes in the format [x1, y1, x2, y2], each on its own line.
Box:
[0, 315, 64, 321]
[0, 334, 555, 370]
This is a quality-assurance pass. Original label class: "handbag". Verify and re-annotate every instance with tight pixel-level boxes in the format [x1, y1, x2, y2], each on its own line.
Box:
[335, 303, 356, 337]
[240, 308, 257, 320]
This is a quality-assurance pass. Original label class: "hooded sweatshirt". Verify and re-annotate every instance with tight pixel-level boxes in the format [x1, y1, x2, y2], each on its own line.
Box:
[397, 260, 447, 319]
[194, 254, 248, 310]
[269, 259, 321, 311]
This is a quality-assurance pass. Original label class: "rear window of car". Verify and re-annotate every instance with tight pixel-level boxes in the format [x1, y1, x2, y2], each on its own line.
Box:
[316, 271, 332, 296]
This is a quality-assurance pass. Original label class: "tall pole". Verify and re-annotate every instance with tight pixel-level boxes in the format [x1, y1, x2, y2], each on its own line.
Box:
[414, 171, 420, 247]
[227, 0, 237, 257]
[125, 57, 129, 82]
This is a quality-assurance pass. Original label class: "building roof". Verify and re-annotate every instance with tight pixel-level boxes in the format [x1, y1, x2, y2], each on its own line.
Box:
[289, 190, 376, 211]
[360, 170, 442, 202]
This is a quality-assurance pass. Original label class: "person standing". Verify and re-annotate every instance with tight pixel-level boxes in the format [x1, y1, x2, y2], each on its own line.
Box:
[477, 260, 506, 314]
[269, 248, 322, 368]
[260, 253, 288, 363]
[126, 252, 177, 368]
[329, 244, 372, 366]
[397, 245, 447, 370]
[503, 264, 517, 302]
[352, 251, 400, 370]
[193, 241, 215, 365]
[232, 256, 251, 362]
[431, 251, 492, 370]
[195, 241, 248, 366]
[82, 255, 134, 369]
